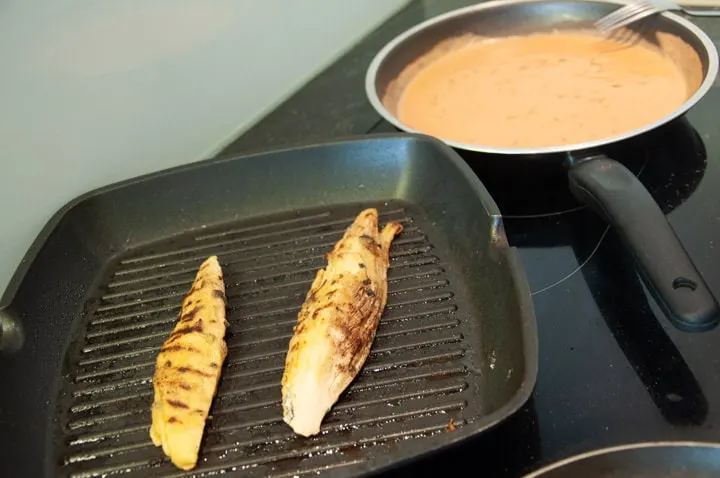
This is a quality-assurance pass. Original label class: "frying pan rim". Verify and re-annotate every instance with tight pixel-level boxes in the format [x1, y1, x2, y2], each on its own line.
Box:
[364, 0, 720, 155]
[522, 441, 720, 477]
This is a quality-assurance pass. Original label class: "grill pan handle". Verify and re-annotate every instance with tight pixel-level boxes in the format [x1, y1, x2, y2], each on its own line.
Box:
[567, 154, 720, 332]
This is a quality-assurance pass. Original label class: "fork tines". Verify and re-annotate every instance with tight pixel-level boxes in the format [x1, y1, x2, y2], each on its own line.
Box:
[595, 0, 660, 34]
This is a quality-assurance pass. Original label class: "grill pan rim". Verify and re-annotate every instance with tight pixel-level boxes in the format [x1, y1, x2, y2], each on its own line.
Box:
[0, 133, 538, 477]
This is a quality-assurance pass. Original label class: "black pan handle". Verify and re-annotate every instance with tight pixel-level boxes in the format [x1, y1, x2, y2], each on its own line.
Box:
[567, 154, 720, 332]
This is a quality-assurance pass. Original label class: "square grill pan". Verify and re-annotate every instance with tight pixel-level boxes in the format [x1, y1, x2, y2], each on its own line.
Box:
[0, 134, 537, 478]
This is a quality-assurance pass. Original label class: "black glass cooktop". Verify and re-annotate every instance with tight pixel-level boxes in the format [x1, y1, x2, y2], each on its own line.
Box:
[222, 2, 720, 475]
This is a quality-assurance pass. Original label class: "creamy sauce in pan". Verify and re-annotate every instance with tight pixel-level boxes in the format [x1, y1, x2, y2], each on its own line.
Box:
[397, 32, 689, 149]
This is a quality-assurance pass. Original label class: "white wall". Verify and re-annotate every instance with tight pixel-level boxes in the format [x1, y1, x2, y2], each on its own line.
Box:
[0, 0, 409, 296]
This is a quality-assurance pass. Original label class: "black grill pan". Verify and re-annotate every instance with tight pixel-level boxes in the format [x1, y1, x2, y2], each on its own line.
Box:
[0, 134, 537, 477]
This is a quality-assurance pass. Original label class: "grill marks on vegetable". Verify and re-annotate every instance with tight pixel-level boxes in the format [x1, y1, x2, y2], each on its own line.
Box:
[179, 306, 201, 323]
[168, 319, 205, 342]
[149, 255, 228, 471]
[167, 399, 189, 409]
[281, 208, 404, 437]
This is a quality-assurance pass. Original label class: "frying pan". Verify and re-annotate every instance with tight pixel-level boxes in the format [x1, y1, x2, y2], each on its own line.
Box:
[522, 442, 720, 477]
[364, 0, 720, 332]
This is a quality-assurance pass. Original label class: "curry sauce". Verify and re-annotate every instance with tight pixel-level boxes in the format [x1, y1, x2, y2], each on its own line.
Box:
[397, 32, 689, 148]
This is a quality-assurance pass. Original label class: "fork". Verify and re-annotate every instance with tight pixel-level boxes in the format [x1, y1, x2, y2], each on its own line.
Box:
[595, 0, 720, 35]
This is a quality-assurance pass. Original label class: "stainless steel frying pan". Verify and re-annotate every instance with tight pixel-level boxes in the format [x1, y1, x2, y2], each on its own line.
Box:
[365, 0, 720, 332]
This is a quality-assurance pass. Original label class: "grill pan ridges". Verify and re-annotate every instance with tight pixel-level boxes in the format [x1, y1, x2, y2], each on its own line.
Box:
[57, 204, 478, 477]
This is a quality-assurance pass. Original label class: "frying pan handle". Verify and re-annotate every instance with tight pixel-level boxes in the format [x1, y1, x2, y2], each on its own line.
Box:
[0, 305, 23, 354]
[567, 155, 720, 332]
